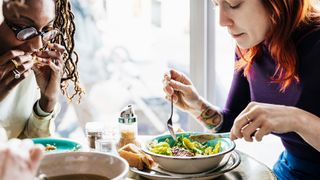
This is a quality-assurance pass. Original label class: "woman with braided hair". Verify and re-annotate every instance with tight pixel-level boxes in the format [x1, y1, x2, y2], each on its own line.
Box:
[0, 0, 83, 139]
[0, 1, 44, 180]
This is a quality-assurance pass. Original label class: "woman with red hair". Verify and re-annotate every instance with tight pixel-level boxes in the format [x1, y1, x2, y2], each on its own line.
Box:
[163, 0, 320, 179]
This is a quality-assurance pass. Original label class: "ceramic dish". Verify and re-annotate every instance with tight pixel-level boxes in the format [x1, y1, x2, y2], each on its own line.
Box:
[32, 138, 82, 153]
[130, 150, 240, 180]
[142, 132, 236, 173]
[38, 151, 129, 180]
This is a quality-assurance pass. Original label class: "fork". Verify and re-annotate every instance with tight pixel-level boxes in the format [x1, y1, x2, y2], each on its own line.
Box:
[167, 96, 177, 141]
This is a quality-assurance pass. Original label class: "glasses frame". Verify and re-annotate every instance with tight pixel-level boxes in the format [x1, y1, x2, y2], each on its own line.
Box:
[4, 18, 61, 42]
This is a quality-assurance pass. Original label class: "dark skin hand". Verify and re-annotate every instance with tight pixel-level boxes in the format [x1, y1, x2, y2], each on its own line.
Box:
[33, 43, 65, 112]
[0, 0, 64, 112]
[0, 50, 33, 101]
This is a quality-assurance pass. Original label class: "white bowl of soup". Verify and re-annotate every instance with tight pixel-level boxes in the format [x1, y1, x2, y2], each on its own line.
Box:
[37, 151, 129, 180]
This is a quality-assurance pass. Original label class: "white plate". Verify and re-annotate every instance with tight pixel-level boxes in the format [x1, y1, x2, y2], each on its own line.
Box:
[130, 151, 240, 180]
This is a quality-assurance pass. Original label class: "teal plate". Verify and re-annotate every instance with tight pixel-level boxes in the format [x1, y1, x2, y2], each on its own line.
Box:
[32, 138, 82, 153]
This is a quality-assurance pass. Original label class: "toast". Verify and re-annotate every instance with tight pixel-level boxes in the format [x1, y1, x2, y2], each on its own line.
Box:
[118, 143, 155, 170]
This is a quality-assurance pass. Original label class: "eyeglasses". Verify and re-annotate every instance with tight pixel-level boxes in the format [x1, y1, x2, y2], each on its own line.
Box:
[5, 19, 61, 41]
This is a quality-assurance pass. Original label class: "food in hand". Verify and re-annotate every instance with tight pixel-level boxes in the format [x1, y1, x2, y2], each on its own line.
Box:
[118, 143, 155, 170]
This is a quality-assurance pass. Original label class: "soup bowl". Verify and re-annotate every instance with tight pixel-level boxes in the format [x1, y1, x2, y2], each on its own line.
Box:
[142, 132, 235, 174]
[37, 151, 129, 180]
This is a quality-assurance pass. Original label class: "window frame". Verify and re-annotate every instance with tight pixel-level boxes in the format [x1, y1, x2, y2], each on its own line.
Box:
[188, 0, 216, 131]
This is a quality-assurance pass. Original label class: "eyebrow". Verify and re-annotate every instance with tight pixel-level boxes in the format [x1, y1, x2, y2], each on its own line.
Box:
[17, 15, 55, 27]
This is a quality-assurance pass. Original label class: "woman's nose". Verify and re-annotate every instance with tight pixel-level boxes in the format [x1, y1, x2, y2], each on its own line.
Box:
[219, 8, 233, 27]
[26, 35, 44, 51]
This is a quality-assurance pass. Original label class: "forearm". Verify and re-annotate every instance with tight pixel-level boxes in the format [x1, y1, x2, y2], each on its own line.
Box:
[39, 94, 57, 113]
[190, 98, 223, 132]
[294, 108, 320, 152]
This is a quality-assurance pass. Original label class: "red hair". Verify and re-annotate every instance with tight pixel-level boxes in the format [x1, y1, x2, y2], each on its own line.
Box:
[235, 0, 320, 92]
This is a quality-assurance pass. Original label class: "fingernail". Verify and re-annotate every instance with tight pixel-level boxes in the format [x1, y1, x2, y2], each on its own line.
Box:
[173, 96, 178, 103]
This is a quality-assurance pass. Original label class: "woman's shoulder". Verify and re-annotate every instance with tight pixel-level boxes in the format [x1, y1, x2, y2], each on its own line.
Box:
[294, 23, 320, 56]
[295, 23, 320, 44]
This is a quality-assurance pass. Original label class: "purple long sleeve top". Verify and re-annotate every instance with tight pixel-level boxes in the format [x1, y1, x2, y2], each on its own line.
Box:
[220, 24, 320, 163]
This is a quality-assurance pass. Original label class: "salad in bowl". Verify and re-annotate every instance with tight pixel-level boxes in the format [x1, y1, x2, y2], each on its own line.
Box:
[142, 132, 235, 173]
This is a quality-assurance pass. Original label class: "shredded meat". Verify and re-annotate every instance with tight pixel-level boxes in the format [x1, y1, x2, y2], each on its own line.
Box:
[171, 147, 193, 157]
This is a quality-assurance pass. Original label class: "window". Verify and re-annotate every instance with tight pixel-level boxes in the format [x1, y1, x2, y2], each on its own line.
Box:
[58, 1, 318, 140]
[56, 0, 191, 139]
[187, 0, 235, 131]
[213, 3, 235, 107]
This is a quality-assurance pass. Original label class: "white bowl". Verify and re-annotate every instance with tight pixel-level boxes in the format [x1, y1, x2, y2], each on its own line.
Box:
[142, 132, 235, 174]
[38, 152, 129, 180]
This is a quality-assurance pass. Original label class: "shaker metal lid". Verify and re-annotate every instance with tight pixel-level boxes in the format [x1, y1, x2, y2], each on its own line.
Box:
[120, 104, 135, 118]
[118, 117, 136, 124]
[85, 122, 104, 133]
[119, 104, 136, 124]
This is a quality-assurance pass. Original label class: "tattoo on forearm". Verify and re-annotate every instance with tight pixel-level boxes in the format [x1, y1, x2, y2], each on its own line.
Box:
[197, 104, 222, 129]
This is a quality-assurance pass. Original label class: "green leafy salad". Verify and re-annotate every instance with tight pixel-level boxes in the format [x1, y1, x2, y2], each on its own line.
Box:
[149, 135, 221, 157]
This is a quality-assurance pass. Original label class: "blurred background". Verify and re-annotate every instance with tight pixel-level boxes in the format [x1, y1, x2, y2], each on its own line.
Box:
[55, 0, 212, 139]
[56, 0, 191, 139]
[55, 0, 238, 137]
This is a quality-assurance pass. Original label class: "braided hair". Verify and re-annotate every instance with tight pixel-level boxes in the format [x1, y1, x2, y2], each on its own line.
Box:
[54, 0, 84, 103]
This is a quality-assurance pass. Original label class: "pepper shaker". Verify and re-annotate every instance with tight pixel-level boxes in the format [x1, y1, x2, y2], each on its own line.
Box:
[85, 122, 104, 149]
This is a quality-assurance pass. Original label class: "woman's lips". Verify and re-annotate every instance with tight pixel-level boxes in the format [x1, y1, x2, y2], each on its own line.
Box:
[231, 33, 245, 39]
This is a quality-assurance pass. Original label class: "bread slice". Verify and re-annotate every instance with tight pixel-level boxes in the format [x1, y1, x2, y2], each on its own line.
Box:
[118, 143, 155, 170]
[118, 150, 145, 170]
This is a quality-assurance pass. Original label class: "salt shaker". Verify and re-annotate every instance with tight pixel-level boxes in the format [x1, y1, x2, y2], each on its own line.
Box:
[117, 105, 140, 150]
[85, 122, 104, 149]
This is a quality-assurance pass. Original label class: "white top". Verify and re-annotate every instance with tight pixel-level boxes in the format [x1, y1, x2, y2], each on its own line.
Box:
[0, 72, 57, 139]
